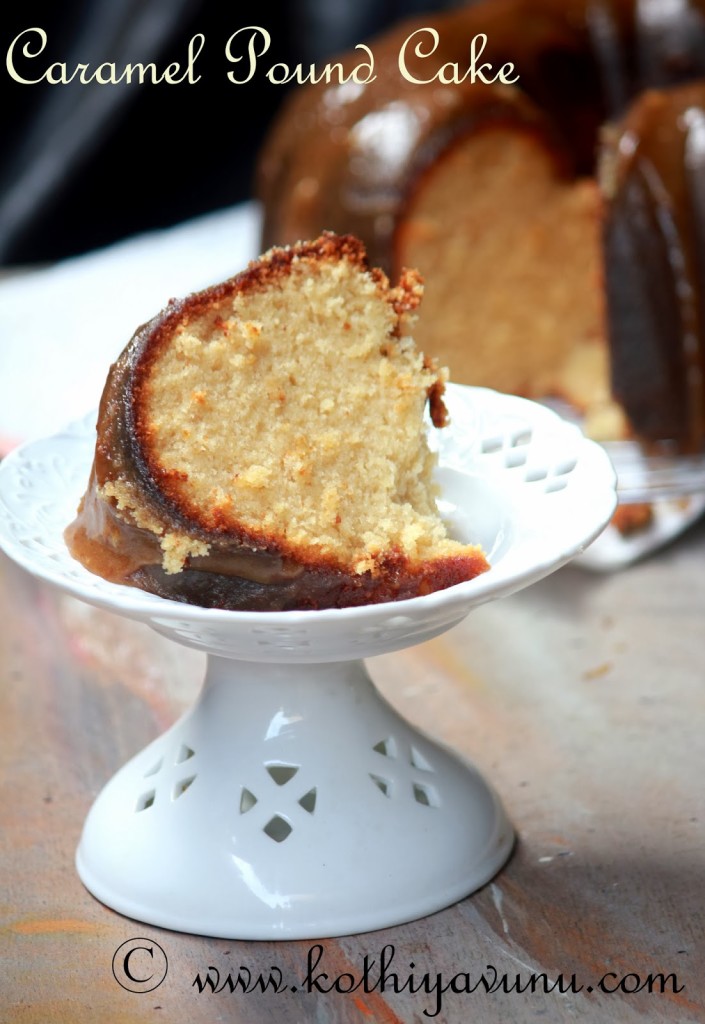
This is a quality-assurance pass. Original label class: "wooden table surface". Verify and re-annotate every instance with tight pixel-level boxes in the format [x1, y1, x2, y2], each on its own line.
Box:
[1, 516, 704, 1023]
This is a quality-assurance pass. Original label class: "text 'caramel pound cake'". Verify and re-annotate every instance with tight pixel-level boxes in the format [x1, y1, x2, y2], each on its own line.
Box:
[65, 233, 489, 611]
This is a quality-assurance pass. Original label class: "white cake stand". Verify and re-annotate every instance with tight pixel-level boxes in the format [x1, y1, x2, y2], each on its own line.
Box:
[0, 385, 616, 939]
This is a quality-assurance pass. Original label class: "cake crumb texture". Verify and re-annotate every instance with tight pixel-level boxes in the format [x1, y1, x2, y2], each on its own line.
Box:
[139, 237, 464, 573]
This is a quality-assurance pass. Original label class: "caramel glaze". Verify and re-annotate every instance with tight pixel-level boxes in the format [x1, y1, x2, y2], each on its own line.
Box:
[604, 84, 705, 451]
[66, 468, 486, 611]
[65, 234, 489, 611]
[257, 0, 705, 450]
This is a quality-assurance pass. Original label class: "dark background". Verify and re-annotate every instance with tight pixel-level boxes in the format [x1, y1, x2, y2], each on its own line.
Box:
[0, 0, 464, 266]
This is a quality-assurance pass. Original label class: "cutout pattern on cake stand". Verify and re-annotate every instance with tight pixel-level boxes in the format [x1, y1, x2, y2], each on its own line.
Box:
[0, 385, 617, 938]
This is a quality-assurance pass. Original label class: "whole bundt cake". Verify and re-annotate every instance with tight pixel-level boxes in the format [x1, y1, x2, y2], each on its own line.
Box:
[257, 0, 705, 452]
[65, 233, 489, 611]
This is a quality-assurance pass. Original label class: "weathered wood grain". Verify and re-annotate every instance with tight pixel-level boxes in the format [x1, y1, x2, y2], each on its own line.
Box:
[2, 517, 704, 1023]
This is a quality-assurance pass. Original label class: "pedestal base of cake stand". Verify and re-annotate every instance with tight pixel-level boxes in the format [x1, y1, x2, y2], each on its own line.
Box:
[76, 655, 514, 939]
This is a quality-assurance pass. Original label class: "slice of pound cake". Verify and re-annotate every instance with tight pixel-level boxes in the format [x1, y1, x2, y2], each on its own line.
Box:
[65, 233, 489, 610]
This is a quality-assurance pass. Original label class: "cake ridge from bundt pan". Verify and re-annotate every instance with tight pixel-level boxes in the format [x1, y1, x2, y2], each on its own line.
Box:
[256, 0, 705, 454]
[66, 232, 489, 611]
